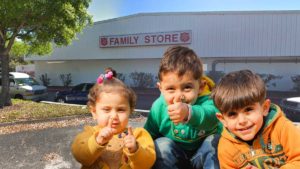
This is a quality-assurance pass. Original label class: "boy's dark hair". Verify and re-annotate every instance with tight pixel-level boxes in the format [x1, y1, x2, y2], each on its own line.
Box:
[211, 69, 266, 114]
[87, 78, 136, 112]
[158, 45, 203, 81]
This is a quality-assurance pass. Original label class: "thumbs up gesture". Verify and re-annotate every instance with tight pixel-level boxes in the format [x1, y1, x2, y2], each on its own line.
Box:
[96, 117, 114, 145]
[168, 96, 189, 125]
[123, 126, 138, 153]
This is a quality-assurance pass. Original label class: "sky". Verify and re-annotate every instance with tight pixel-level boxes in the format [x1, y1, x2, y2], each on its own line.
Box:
[88, 0, 300, 22]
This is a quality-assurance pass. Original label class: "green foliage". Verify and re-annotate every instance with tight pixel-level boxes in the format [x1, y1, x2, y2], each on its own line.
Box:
[129, 71, 155, 88]
[9, 41, 32, 71]
[60, 73, 72, 87]
[39, 73, 51, 86]
[291, 75, 300, 92]
[0, 0, 92, 48]
[258, 73, 282, 88]
[0, 0, 92, 107]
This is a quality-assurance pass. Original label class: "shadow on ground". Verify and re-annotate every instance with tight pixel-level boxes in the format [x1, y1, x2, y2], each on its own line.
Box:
[0, 120, 146, 169]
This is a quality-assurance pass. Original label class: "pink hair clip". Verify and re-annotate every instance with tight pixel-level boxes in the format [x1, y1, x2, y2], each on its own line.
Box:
[105, 71, 113, 79]
[97, 71, 113, 84]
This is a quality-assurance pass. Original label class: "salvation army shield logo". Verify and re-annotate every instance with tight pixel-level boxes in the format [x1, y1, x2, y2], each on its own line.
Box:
[180, 32, 190, 43]
[100, 37, 108, 47]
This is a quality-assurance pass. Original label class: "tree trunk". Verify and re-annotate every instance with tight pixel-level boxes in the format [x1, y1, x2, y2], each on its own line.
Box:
[0, 47, 12, 108]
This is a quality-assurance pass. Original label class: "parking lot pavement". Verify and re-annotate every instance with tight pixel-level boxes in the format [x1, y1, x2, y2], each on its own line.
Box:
[44, 90, 159, 110]
[0, 120, 146, 169]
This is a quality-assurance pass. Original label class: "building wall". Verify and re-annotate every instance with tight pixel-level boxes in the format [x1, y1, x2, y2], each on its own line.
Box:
[29, 11, 300, 61]
[203, 57, 300, 91]
[35, 57, 300, 91]
[35, 58, 160, 86]
[29, 11, 300, 91]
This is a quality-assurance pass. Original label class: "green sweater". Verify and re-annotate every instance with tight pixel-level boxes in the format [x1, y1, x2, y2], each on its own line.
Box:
[144, 94, 221, 151]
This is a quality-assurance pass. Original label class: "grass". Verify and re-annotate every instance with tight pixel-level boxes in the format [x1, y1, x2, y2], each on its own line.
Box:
[0, 99, 90, 123]
[0, 99, 144, 123]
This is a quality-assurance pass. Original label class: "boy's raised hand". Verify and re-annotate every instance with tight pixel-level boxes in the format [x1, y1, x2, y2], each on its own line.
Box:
[123, 126, 138, 153]
[167, 96, 189, 125]
[96, 117, 114, 145]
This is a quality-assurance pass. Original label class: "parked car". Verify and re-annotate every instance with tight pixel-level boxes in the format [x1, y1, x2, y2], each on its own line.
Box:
[280, 97, 300, 122]
[0, 72, 48, 101]
[54, 83, 94, 105]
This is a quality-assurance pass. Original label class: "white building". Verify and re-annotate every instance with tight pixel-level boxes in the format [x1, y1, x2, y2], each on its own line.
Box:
[27, 10, 300, 91]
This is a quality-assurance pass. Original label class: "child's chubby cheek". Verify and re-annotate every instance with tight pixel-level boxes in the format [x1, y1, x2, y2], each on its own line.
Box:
[165, 97, 174, 105]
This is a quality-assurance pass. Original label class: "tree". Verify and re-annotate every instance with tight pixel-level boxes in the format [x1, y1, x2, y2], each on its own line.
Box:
[9, 41, 33, 72]
[0, 0, 92, 108]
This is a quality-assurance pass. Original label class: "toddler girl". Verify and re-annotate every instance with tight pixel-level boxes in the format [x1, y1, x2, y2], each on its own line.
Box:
[72, 71, 156, 169]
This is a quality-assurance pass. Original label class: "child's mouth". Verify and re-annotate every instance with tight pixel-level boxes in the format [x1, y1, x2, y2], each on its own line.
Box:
[238, 125, 253, 133]
[111, 123, 119, 128]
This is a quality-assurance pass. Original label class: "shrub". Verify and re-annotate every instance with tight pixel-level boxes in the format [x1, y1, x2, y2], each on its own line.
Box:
[129, 71, 155, 88]
[59, 73, 72, 87]
[206, 71, 225, 83]
[39, 73, 51, 86]
[117, 73, 126, 82]
[258, 73, 282, 88]
[291, 75, 300, 92]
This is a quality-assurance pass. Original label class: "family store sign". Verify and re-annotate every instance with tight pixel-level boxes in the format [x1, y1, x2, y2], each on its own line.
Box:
[99, 30, 192, 48]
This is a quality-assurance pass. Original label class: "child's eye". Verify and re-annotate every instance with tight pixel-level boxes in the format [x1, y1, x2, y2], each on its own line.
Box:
[166, 88, 175, 92]
[102, 108, 110, 113]
[245, 107, 253, 112]
[184, 85, 193, 91]
[117, 108, 127, 113]
[227, 111, 237, 118]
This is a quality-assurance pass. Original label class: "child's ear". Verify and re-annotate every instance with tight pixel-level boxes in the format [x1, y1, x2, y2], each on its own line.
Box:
[157, 82, 162, 91]
[216, 112, 228, 128]
[199, 78, 206, 91]
[90, 107, 97, 120]
[262, 99, 271, 116]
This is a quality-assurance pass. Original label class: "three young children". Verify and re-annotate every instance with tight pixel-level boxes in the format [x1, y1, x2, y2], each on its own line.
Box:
[72, 46, 300, 169]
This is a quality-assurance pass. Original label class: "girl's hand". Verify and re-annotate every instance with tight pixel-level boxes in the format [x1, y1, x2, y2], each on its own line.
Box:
[123, 126, 138, 153]
[96, 118, 114, 145]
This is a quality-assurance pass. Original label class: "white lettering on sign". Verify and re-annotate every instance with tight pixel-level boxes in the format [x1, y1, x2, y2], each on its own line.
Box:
[99, 30, 192, 48]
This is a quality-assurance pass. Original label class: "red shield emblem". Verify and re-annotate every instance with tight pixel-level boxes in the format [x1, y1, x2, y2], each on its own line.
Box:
[180, 32, 190, 43]
[100, 37, 108, 47]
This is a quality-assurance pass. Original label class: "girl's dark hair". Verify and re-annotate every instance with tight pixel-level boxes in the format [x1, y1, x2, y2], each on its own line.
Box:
[87, 78, 136, 112]
[158, 45, 203, 81]
[211, 69, 266, 114]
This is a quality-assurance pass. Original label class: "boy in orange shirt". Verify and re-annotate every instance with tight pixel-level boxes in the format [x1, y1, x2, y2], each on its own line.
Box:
[211, 69, 300, 169]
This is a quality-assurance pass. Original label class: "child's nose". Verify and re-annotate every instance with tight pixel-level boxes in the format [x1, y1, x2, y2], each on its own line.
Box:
[238, 114, 247, 124]
[110, 112, 118, 119]
[172, 94, 184, 104]
[175, 91, 184, 100]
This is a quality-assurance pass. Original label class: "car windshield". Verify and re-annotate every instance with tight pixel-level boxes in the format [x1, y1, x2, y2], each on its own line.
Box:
[15, 78, 40, 86]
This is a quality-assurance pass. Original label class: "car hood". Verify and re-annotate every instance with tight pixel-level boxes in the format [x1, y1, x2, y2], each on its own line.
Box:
[287, 97, 300, 103]
[19, 85, 47, 91]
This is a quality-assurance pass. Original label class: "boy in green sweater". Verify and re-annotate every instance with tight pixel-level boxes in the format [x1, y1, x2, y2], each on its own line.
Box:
[144, 45, 221, 169]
